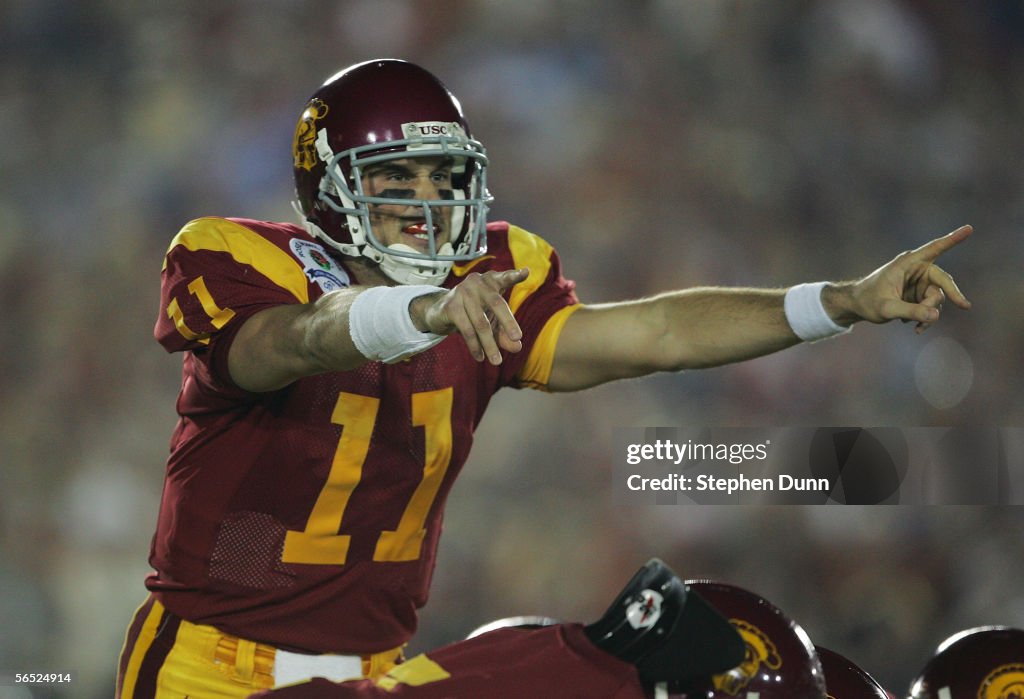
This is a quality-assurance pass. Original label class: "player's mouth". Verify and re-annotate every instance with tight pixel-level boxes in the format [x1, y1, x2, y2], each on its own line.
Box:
[401, 222, 443, 249]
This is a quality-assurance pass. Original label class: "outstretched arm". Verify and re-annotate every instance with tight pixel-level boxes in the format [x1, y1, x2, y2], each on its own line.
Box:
[547, 225, 972, 392]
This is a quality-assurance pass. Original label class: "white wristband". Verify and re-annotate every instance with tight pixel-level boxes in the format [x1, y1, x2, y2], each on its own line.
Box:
[784, 282, 851, 342]
[349, 285, 446, 363]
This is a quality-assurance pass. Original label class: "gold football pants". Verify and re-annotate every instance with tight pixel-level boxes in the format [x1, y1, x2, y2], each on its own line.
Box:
[116, 597, 402, 699]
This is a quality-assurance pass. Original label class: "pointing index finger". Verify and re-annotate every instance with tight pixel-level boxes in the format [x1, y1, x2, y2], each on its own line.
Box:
[493, 267, 530, 292]
[908, 225, 973, 262]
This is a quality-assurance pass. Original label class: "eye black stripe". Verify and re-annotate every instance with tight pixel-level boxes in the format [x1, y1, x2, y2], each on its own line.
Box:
[377, 189, 415, 199]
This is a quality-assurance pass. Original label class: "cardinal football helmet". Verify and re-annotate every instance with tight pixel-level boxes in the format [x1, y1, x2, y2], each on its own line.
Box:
[668, 581, 827, 699]
[292, 58, 491, 285]
[815, 646, 888, 699]
[908, 626, 1024, 699]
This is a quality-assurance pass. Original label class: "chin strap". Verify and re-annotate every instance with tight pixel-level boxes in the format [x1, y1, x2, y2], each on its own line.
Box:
[378, 243, 453, 286]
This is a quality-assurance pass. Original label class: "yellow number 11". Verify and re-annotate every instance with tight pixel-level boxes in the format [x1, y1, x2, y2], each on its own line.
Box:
[282, 388, 454, 566]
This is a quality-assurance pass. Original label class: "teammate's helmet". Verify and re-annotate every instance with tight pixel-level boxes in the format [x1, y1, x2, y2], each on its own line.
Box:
[908, 626, 1024, 699]
[671, 581, 827, 699]
[814, 646, 888, 699]
[292, 58, 491, 285]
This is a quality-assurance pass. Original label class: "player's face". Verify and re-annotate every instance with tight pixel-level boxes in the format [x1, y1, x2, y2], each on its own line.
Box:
[360, 156, 455, 252]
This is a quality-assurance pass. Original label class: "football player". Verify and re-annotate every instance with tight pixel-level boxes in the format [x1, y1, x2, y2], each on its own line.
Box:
[907, 626, 1024, 699]
[246, 558, 744, 698]
[245, 574, 827, 698]
[814, 645, 890, 699]
[117, 58, 972, 698]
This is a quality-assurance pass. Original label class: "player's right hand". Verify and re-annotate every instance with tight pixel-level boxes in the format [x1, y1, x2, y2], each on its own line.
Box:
[411, 268, 528, 364]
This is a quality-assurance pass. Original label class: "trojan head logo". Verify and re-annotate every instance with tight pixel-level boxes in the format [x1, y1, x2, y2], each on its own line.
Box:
[293, 98, 329, 171]
[712, 619, 783, 695]
[979, 664, 1024, 699]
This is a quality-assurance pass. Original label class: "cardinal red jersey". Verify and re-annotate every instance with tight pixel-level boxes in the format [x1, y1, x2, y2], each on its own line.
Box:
[247, 625, 645, 699]
[149, 217, 579, 654]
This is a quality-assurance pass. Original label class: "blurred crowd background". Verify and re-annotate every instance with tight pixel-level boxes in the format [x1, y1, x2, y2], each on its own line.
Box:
[2, 0, 1022, 696]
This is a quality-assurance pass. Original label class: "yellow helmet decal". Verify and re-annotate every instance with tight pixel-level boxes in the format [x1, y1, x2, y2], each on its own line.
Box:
[293, 98, 329, 171]
[713, 619, 783, 695]
[979, 664, 1024, 699]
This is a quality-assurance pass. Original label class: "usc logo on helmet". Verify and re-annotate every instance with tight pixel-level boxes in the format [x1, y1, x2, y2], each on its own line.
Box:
[713, 619, 783, 695]
[979, 664, 1024, 699]
[293, 98, 329, 171]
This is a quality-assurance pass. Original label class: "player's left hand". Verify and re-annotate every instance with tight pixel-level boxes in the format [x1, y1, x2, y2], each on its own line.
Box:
[822, 225, 973, 332]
